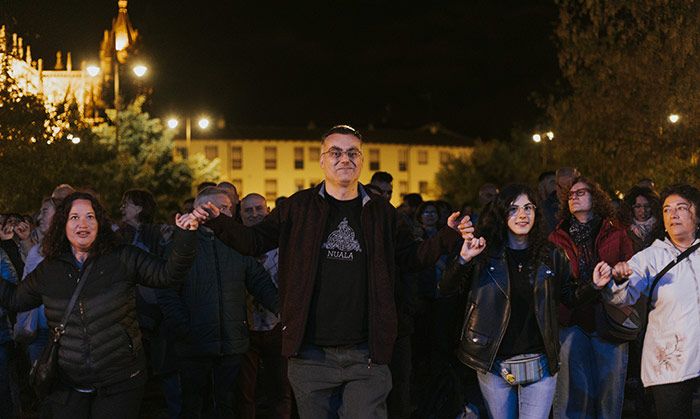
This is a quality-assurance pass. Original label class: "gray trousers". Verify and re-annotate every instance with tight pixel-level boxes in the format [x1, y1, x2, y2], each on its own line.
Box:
[288, 343, 392, 419]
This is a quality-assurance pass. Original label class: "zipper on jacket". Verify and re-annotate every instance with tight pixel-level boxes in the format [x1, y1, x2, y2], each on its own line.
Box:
[212, 239, 226, 356]
[486, 258, 510, 370]
[78, 299, 93, 371]
[293, 198, 329, 354]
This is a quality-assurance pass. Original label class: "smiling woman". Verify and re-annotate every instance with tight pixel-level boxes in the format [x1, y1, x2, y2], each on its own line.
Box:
[0, 192, 198, 418]
[439, 183, 580, 418]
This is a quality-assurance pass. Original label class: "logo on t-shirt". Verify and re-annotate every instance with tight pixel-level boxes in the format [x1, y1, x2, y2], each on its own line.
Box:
[322, 217, 362, 261]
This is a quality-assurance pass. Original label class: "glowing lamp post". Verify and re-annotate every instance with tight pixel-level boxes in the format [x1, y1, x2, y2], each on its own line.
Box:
[166, 116, 211, 159]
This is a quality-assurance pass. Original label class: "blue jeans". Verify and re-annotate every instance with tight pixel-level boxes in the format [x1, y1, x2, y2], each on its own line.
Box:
[287, 343, 392, 419]
[553, 326, 628, 419]
[477, 354, 557, 419]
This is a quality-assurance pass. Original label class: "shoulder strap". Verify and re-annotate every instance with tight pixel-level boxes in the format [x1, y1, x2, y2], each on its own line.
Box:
[52, 261, 95, 342]
[647, 241, 700, 313]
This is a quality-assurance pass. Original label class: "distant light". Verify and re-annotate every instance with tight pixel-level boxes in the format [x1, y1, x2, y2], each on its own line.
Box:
[86, 65, 100, 77]
[71, 137, 81, 144]
[532, 134, 542, 143]
[132, 65, 148, 78]
[198, 118, 210, 129]
[115, 35, 128, 52]
[167, 118, 179, 129]
[546, 131, 555, 140]
[668, 114, 680, 124]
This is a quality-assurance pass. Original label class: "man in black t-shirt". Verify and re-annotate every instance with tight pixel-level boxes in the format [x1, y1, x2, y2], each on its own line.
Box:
[193, 125, 473, 419]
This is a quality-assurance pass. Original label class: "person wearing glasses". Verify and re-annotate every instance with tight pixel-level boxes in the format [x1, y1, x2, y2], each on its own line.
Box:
[191, 125, 471, 418]
[549, 176, 633, 418]
[593, 184, 700, 419]
[440, 183, 582, 417]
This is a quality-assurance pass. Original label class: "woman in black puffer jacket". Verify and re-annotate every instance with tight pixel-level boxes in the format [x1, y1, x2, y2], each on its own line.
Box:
[0, 192, 197, 418]
[440, 184, 587, 418]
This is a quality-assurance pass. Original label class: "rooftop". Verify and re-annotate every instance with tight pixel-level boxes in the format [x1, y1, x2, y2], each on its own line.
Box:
[176, 124, 476, 147]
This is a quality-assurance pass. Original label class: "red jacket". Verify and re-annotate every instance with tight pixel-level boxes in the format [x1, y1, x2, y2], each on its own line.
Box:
[548, 217, 634, 330]
[207, 183, 459, 363]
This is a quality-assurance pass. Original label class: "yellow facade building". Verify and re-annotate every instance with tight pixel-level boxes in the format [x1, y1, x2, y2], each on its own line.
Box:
[173, 126, 473, 207]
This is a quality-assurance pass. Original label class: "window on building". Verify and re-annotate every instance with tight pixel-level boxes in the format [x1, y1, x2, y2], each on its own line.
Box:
[232, 179, 243, 196]
[418, 150, 428, 165]
[398, 149, 408, 172]
[176, 147, 188, 160]
[265, 147, 277, 169]
[419, 181, 429, 195]
[294, 147, 304, 169]
[205, 145, 219, 160]
[399, 181, 408, 197]
[295, 179, 305, 191]
[309, 146, 320, 161]
[231, 146, 242, 169]
[440, 151, 451, 164]
[265, 179, 278, 202]
[369, 149, 380, 171]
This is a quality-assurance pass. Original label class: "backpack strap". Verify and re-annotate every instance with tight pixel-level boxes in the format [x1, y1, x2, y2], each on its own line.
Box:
[646, 241, 700, 313]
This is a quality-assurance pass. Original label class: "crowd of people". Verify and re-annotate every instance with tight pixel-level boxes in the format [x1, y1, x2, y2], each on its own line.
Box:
[0, 124, 698, 419]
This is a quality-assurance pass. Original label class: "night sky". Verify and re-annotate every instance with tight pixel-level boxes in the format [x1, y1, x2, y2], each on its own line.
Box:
[2, 1, 560, 141]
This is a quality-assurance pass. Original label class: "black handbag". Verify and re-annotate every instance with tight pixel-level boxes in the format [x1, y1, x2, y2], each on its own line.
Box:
[30, 262, 94, 398]
[595, 241, 700, 342]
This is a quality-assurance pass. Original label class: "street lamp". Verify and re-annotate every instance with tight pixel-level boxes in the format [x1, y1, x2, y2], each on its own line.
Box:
[114, 63, 148, 147]
[668, 114, 680, 124]
[167, 116, 210, 159]
[532, 130, 555, 166]
[132, 64, 147, 78]
[85, 65, 100, 119]
[86, 65, 100, 77]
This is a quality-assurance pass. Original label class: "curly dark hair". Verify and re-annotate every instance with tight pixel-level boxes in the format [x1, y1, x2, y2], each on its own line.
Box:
[42, 192, 120, 259]
[476, 183, 548, 262]
[557, 176, 616, 222]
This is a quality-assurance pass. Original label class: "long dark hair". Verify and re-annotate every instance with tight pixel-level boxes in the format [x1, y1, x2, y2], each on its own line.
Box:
[476, 183, 548, 262]
[42, 192, 120, 259]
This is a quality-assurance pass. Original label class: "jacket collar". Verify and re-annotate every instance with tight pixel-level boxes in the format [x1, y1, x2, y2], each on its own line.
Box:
[317, 181, 372, 207]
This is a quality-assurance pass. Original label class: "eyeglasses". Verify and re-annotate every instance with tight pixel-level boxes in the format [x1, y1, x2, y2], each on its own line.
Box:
[632, 204, 651, 210]
[507, 203, 536, 217]
[663, 204, 691, 215]
[321, 148, 363, 161]
[568, 188, 590, 200]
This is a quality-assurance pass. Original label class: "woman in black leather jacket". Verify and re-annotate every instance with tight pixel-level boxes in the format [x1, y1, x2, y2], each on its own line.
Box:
[440, 184, 578, 418]
[0, 192, 198, 418]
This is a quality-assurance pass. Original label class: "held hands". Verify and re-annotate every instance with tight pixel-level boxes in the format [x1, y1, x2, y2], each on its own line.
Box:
[0, 224, 13, 240]
[175, 213, 199, 231]
[192, 202, 221, 223]
[459, 237, 486, 263]
[447, 212, 475, 241]
[592, 261, 632, 288]
[592, 261, 613, 288]
[14, 221, 31, 241]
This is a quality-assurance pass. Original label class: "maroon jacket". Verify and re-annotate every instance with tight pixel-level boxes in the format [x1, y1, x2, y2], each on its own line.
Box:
[207, 183, 459, 363]
[549, 217, 634, 331]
